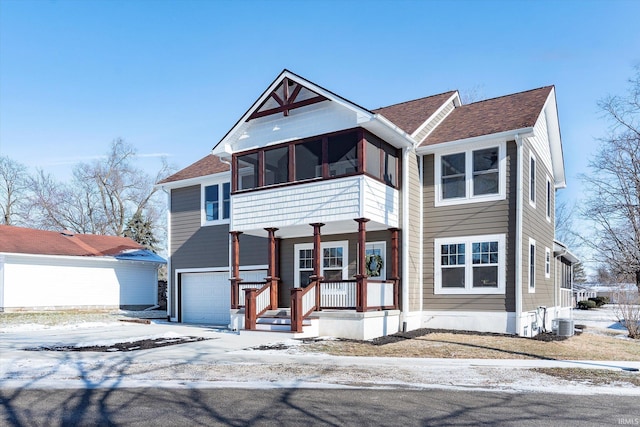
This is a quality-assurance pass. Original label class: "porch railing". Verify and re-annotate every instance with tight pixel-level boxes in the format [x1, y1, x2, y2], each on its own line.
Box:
[320, 280, 357, 308]
[290, 281, 318, 333]
[560, 288, 573, 308]
[237, 282, 265, 307]
[366, 279, 396, 310]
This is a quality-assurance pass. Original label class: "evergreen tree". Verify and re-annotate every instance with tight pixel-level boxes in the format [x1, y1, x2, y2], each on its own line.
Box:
[573, 262, 588, 285]
[123, 211, 159, 252]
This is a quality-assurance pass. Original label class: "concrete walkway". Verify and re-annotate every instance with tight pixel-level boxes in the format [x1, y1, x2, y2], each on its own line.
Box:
[1, 321, 639, 394]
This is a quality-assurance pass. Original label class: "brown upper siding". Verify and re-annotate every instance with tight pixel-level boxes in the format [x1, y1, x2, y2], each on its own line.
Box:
[422, 142, 518, 312]
[521, 142, 556, 311]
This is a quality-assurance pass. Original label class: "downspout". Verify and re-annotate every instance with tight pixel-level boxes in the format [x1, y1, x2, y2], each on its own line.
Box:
[161, 186, 173, 321]
[401, 146, 411, 330]
[515, 135, 524, 335]
[219, 156, 234, 279]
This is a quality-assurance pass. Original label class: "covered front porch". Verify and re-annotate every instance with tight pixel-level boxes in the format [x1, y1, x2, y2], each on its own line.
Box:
[228, 219, 402, 339]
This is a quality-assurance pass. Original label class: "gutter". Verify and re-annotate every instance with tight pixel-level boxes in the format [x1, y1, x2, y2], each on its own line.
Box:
[515, 135, 524, 336]
[416, 127, 535, 156]
[401, 146, 411, 330]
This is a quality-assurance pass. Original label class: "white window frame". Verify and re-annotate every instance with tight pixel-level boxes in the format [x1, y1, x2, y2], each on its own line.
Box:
[294, 241, 349, 287]
[201, 178, 231, 226]
[529, 151, 537, 208]
[529, 238, 536, 293]
[545, 247, 551, 278]
[434, 234, 506, 295]
[545, 176, 552, 222]
[434, 140, 506, 207]
[365, 241, 387, 279]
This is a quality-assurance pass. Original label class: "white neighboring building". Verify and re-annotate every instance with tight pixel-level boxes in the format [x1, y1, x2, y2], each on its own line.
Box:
[0, 225, 166, 311]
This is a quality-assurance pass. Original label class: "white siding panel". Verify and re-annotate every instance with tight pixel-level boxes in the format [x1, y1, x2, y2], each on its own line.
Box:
[232, 102, 360, 152]
[233, 176, 399, 232]
[116, 262, 158, 305]
[529, 114, 553, 177]
[363, 178, 399, 226]
[4, 256, 120, 308]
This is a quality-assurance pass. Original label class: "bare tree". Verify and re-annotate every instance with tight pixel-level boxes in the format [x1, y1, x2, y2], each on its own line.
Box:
[0, 156, 31, 226]
[612, 286, 640, 339]
[28, 139, 173, 239]
[555, 199, 579, 248]
[580, 67, 640, 291]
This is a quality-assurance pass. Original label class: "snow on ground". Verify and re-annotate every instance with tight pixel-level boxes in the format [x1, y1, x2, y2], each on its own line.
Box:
[1, 307, 639, 394]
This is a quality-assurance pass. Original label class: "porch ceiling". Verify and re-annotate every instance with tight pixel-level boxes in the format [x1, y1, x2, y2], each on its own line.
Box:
[236, 218, 392, 239]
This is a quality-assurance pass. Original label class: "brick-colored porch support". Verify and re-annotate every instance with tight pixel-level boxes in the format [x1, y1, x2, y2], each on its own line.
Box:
[389, 227, 400, 309]
[355, 218, 370, 312]
[229, 231, 243, 309]
[310, 223, 324, 311]
[265, 227, 279, 310]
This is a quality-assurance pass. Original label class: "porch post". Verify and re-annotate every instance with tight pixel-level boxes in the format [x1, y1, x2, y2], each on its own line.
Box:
[265, 227, 279, 310]
[310, 223, 324, 310]
[389, 227, 400, 309]
[230, 231, 243, 309]
[355, 218, 370, 312]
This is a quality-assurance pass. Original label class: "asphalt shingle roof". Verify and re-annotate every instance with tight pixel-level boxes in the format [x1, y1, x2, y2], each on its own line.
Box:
[158, 154, 230, 184]
[0, 225, 143, 257]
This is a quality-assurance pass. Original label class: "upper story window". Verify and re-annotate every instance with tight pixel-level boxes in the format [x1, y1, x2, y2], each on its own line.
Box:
[546, 176, 552, 222]
[435, 141, 505, 206]
[202, 181, 230, 225]
[529, 152, 537, 208]
[233, 128, 399, 193]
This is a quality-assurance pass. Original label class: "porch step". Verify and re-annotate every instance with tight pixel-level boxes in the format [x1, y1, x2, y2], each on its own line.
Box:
[254, 315, 318, 337]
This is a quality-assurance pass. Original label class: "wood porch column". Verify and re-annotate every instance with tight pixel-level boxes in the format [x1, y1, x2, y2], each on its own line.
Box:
[355, 218, 370, 312]
[229, 231, 243, 309]
[389, 227, 400, 309]
[310, 223, 324, 310]
[265, 227, 279, 310]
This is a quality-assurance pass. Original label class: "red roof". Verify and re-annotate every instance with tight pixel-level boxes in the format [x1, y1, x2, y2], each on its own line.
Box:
[373, 91, 457, 135]
[421, 86, 553, 147]
[159, 154, 230, 184]
[0, 225, 143, 257]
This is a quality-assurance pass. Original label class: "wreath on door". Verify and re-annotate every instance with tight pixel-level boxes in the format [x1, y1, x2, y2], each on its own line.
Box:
[365, 254, 383, 277]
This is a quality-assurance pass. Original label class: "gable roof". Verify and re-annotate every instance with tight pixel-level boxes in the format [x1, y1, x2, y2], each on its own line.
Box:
[372, 91, 458, 135]
[158, 154, 230, 185]
[0, 225, 145, 258]
[420, 86, 554, 147]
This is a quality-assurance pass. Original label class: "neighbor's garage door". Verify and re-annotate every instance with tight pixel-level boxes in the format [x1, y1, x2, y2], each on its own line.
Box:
[180, 270, 266, 325]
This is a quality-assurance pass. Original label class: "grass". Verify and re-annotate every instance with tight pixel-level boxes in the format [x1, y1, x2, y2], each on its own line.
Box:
[0, 310, 125, 328]
[533, 368, 640, 387]
[303, 330, 640, 361]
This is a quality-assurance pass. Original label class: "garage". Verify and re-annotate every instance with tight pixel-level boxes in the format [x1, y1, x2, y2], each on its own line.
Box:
[180, 270, 266, 325]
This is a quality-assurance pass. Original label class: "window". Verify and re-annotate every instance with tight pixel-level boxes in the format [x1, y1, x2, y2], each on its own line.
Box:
[435, 142, 505, 206]
[529, 153, 536, 207]
[202, 182, 230, 225]
[365, 241, 386, 279]
[545, 247, 551, 278]
[529, 238, 536, 292]
[434, 234, 505, 294]
[546, 177, 552, 221]
[294, 241, 348, 287]
[264, 146, 289, 186]
[295, 139, 322, 181]
[237, 152, 258, 190]
[327, 132, 358, 177]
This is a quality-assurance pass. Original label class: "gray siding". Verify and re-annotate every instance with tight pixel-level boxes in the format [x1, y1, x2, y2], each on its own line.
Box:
[422, 142, 517, 312]
[522, 142, 555, 311]
[169, 185, 266, 316]
[406, 152, 421, 311]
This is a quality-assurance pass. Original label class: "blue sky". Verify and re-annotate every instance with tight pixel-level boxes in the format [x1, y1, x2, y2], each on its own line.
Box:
[1, 0, 639, 209]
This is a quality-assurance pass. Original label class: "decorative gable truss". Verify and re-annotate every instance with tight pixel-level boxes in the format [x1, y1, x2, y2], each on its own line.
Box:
[248, 77, 328, 120]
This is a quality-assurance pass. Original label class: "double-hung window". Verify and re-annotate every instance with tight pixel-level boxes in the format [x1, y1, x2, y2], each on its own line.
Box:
[434, 234, 506, 294]
[529, 152, 537, 208]
[202, 181, 231, 225]
[294, 241, 348, 287]
[529, 238, 536, 292]
[436, 142, 505, 206]
[546, 176, 552, 221]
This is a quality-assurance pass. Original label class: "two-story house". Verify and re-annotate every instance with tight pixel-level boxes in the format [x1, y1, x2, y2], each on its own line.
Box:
[158, 69, 578, 339]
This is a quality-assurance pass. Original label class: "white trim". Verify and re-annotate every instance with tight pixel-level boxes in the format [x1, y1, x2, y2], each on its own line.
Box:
[545, 175, 552, 222]
[293, 241, 349, 288]
[434, 140, 506, 207]
[529, 238, 536, 293]
[416, 127, 534, 155]
[515, 135, 524, 336]
[165, 188, 172, 319]
[422, 311, 516, 335]
[410, 92, 460, 140]
[529, 150, 537, 209]
[401, 147, 410, 325]
[157, 170, 230, 191]
[434, 234, 506, 295]
[201, 178, 231, 227]
[545, 247, 551, 279]
[418, 155, 424, 312]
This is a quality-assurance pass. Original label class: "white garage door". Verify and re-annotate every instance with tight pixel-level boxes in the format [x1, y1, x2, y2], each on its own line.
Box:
[181, 270, 266, 325]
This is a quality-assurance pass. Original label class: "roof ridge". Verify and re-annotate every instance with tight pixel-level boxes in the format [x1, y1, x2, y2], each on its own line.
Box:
[463, 85, 554, 106]
[373, 90, 458, 111]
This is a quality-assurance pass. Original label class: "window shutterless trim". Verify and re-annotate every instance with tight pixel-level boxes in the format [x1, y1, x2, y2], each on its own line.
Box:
[529, 151, 537, 208]
[434, 234, 506, 295]
[545, 247, 551, 278]
[201, 179, 231, 227]
[528, 238, 536, 293]
[434, 140, 506, 207]
[545, 176, 552, 222]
